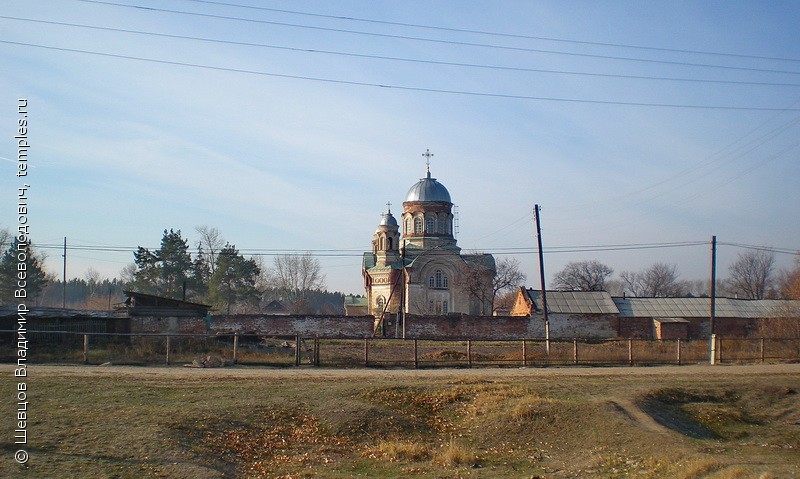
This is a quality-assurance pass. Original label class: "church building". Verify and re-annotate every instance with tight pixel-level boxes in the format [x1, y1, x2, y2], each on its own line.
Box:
[362, 151, 496, 318]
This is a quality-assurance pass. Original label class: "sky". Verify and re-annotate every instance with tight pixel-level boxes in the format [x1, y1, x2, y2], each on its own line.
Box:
[1, 0, 799, 295]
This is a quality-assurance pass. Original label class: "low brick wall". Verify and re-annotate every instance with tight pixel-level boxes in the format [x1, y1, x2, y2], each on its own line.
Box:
[131, 314, 375, 338]
[127, 312, 769, 340]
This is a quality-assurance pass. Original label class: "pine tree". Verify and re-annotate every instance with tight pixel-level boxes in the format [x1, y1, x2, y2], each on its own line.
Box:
[0, 238, 48, 305]
[130, 229, 196, 300]
[208, 243, 260, 314]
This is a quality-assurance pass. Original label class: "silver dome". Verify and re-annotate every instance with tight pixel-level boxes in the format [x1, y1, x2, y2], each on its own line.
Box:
[379, 211, 398, 227]
[405, 171, 452, 203]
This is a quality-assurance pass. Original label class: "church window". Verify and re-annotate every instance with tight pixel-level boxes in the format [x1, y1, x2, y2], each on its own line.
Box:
[426, 217, 435, 233]
[443, 275, 449, 288]
[414, 217, 423, 234]
[435, 270, 443, 288]
[443, 300, 449, 314]
[387, 237, 393, 250]
[379, 236, 384, 251]
[429, 276, 435, 288]
[405, 218, 411, 234]
[438, 216, 445, 234]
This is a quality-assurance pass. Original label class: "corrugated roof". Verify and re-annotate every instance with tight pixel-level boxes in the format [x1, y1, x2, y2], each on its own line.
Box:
[525, 290, 619, 315]
[613, 297, 800, 319]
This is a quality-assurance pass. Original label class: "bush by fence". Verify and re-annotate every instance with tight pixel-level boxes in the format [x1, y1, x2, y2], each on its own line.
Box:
[4, 330, 799, 368]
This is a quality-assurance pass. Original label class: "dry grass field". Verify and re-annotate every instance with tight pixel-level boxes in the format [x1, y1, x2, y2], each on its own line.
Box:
[1, 363, 798, 478]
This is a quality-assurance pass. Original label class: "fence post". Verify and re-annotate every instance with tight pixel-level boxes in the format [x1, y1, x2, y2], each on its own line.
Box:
[760, 338, 765, 364]
[522, 339, 527, 367]
[467, 340, 472, 368]
[413, 339, 418, 369]
[314, 336, 320, 367]
[677, 338, 682, 366]
[573, 339, 578, 365]
[628, 338, 633, 366]
[709, 334, 717, 365]
[83, 334, 89, 364]
[233, 333, 239, 365]
[165, 335, 171, 365]
[295, 335, 302, 366]
[363, 338, 369, 367]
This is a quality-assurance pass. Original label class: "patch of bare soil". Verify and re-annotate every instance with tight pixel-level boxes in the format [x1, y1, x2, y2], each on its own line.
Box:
[637, 397, 719, 439]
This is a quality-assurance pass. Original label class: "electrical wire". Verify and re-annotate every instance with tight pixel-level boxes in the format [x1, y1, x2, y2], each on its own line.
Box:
[183, 0, 800, 64]
[4, 15, 800, 88]
[72, 0, 800, 76]
[3, 39, 799, 111]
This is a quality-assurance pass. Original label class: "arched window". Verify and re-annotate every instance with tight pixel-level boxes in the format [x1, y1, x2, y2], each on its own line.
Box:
[435, 270, 443, 288]
[405, 218, 412, 234]
[426, 217, 435, 233]
[429, 276, 435, 288]
[443, 275, 449, 288]
[438, 216, 445, 234]
[387, 237, 393, 250]
[379, 236, 385, 251]
[414, 217, 423, 234]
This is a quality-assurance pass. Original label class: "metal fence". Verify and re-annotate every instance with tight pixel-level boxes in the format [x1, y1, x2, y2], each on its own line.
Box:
[4, 331, 799, 368]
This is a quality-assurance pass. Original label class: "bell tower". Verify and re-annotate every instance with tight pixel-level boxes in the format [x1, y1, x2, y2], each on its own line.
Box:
[372, 203, 400, 267]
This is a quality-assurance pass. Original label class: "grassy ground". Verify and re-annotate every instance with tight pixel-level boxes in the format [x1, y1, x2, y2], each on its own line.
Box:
[1, 364, 798, 478]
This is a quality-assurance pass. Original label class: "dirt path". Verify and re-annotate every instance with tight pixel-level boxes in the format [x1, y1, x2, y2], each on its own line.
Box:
[10, 361, 800, 380]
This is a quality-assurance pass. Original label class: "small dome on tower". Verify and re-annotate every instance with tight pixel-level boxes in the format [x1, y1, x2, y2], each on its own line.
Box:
[405, 171, 452, 203]
[379, 211, 398, 227]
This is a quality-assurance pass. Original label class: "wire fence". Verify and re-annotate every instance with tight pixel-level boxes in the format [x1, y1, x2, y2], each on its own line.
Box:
[4, 331, 799, 368]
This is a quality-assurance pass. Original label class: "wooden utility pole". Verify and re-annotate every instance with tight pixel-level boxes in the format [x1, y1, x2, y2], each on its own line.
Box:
[710, 236, 717, 335]
[710, 235, 718, 365]
[62, 237, 67, 309]
[534, 205, 550, 354]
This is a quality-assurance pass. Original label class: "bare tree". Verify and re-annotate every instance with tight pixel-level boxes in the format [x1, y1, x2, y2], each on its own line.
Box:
[553, 260, 613, 291]
[727, 249, 775, 299]
[492, 257, 527, 312]
[84, 267, 101, 297]
[777, 255, 800, 300]
[268, 252, 326, 301]
[119, 263, 137, 286]
[194, 225, 224, 274]
[620, 262, 686, 297]
[456, 256, 524, 315]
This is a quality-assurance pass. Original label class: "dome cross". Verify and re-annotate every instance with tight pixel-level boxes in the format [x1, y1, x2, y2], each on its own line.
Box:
[422, 149, 434, 177]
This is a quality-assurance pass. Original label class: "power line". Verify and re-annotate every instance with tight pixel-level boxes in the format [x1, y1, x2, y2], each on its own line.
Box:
[3, 39, 799, 112]
[718, 243, 798, 255]
[72, 0, 800, 76]
[35, 239, 722, 257]
[184, 0, 800, 64]
[5, 15, 799, 88]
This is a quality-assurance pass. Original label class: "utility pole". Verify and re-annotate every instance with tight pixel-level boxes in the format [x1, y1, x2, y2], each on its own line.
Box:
[709, 236, 717, 365]
[534, 205, 550, 354]
[710, 235, 717, 335]
[62, 237, 67, 309]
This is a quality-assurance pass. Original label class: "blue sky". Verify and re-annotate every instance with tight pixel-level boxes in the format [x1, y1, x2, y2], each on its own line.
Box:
[2, 0, 799, 295]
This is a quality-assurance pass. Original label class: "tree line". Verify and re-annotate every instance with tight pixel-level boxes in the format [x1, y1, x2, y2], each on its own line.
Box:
[551, 249, 800, 300]
[0, 226, 350, 314]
